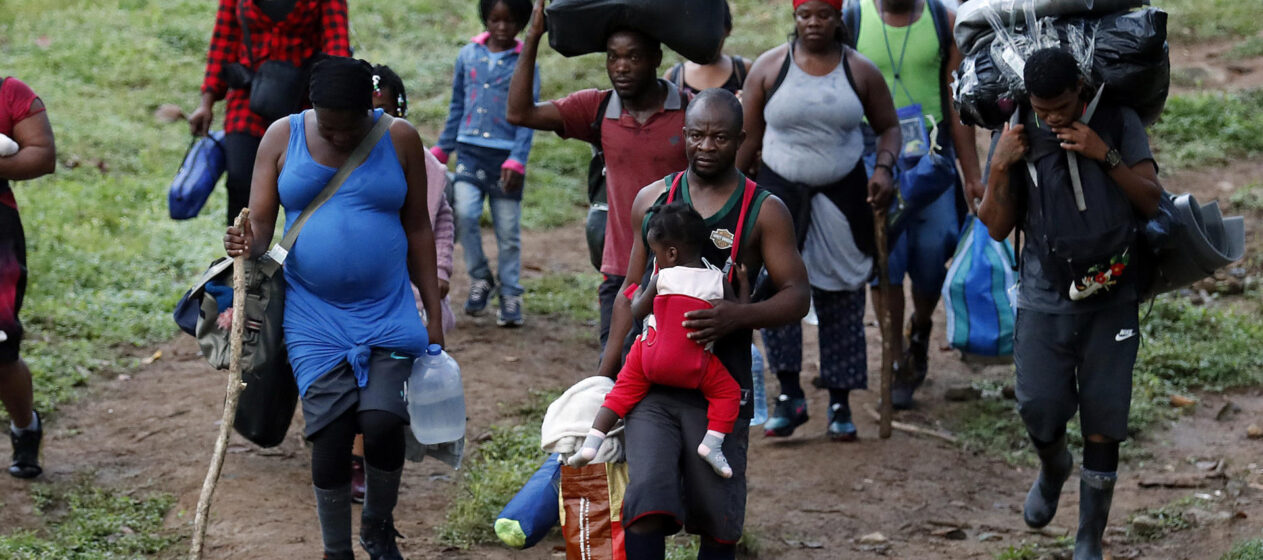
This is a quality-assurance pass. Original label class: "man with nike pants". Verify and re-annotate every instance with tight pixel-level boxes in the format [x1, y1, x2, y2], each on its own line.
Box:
[977, 48, 1163, 560]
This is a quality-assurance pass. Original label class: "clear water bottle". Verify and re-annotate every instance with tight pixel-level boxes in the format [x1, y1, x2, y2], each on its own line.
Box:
[750, 344, 768, 426]
[407, 344, 466, 444]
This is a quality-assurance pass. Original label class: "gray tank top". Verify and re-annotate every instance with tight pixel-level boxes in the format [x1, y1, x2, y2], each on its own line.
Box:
[761, 48, 865, 186]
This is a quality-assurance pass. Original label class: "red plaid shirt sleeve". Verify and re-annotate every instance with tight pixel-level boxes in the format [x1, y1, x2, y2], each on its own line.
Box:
[201, 0, 241, 101]
[320, 0, 351, 56]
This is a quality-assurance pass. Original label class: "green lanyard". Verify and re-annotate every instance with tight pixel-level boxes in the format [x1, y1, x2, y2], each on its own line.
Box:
[877, 0, 919, 105]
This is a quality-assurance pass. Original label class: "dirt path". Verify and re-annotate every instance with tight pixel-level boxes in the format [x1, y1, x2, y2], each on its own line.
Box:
[3, 202, 1262, 559]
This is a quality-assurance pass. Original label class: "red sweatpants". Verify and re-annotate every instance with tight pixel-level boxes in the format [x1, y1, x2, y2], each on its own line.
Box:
[602, 329, 740, 433]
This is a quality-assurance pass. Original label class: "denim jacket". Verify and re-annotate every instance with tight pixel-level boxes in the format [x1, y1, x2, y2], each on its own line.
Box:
[431, 33, 539, 175]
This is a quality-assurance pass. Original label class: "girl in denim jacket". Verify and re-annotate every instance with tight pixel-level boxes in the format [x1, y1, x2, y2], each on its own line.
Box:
[431, 0, 539, 327]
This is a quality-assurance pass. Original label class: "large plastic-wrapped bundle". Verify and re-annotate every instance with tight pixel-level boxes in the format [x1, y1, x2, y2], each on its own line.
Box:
[1087, 9, 1170, 125]
[953, 5, 1168, 129]
[546, 0, 727, 63]
[955, 0, 1148, 55]
[953, 49, 1017, 129]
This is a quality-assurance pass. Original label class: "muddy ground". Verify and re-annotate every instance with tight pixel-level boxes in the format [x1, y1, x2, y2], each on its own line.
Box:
[1, 39, 1262, 560]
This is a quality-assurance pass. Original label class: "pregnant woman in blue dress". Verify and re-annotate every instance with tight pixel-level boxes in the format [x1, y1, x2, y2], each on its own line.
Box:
[224, 56, 445, 560]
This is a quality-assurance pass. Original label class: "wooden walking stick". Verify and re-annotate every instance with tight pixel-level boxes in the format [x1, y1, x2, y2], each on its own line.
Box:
[873, 208, 895, 439]
[189, 208, 251, 560]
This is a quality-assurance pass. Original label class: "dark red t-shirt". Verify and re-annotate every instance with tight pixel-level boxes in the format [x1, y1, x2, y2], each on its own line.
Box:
[0, 77, 44, 209]
[553, 83, 689, 277]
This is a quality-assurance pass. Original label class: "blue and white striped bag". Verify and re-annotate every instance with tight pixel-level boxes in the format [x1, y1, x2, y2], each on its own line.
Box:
[942, 216, 1017, 357]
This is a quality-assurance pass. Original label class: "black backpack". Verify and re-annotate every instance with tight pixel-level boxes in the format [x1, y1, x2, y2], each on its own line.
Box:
[584, 93, 614, 271]
[1012, 103, 1148, 301]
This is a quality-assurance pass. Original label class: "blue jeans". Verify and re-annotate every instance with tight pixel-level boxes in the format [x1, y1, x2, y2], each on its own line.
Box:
[454, 180, 523, 297]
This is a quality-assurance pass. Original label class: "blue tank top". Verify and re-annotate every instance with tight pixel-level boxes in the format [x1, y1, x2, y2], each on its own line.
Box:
[278, 109, 429, 396]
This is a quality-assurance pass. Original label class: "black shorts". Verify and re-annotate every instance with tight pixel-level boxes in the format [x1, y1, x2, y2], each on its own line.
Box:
[301, 348, 413, 437]
[1014, 303, 1140, 442]
[0, 202, 26, 364]
[622, 387, 749, 543]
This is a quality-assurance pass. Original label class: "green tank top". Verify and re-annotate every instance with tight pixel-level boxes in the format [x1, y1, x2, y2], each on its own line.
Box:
[855, 0, 943, 122]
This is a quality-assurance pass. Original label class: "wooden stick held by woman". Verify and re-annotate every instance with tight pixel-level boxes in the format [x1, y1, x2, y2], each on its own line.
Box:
[873, 210, 895, 439]
[189, 208, 250, 560]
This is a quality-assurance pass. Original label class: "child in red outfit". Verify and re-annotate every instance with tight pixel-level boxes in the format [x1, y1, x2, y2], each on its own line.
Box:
[570, 203, 745, 478]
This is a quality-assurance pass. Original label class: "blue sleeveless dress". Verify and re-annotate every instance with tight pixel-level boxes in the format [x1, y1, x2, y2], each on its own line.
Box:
[278, 109, 429, 397]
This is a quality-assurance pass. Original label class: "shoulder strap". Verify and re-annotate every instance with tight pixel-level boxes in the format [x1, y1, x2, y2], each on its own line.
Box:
[926, 0, 950, 60]
[926, 0, 953, 123]
[766, 44, 794, 101]
[840, 47, 860, 96]
[843, 0, 862, 48]
[731, 56, 748, 88]
[668, 63, 685, 89]
[724, 177, 758, 282]
[665, 171, 685, 203]
[236, 1, 257, 69]
[269, 113, 394, 262]
[591, 91, 614, 153]
[650, 173, 689, 275]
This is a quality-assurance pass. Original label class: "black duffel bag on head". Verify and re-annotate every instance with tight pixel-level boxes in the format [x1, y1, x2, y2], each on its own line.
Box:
[546, 0, 726, 63]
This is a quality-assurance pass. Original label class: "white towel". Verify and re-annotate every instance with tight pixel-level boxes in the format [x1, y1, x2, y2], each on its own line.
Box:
[0, 133, 18, 157]
[540, 376, 624, 464]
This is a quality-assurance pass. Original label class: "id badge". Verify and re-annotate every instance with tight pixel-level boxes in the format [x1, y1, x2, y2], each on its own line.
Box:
[896, 104, 931, 161]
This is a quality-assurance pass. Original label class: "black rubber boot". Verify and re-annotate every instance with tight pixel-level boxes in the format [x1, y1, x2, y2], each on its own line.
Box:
[1023, 434, 1073, 528]
[9, 409, 43, 479]
[313, 484, 353, 558]
[361, 464, 405, 560]
[1074, 468, 1117, 560]
[359, 515, 404, 560]
[904, 317, 931, 387]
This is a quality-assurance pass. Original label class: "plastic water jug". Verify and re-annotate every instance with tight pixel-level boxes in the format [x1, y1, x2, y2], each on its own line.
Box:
[407, 344, 466, 444]
[750, 344, 768, 426]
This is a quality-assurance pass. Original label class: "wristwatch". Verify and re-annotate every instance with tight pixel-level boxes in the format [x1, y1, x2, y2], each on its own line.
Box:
[1103, 148, 1122, 170]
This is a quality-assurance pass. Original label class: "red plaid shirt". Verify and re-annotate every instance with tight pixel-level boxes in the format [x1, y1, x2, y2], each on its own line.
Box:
[201, 0, 350, 137]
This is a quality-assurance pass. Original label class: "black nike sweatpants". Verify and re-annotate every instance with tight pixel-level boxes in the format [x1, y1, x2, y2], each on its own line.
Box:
[1013, 302, 1140, 443]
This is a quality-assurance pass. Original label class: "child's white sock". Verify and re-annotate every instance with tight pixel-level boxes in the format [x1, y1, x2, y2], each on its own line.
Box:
[697, 430, 732, 478]
[567, 428, 606, 467]
[0, 133, 18, 157]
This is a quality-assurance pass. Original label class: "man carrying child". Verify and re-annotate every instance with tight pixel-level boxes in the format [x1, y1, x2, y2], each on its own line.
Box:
[597, 89, 808, 560]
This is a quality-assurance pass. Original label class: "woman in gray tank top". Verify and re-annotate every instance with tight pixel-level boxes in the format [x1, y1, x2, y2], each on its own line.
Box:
[736, 0, 901, 442]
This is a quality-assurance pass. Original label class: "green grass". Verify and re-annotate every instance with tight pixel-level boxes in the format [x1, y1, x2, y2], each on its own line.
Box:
[437, 423, 547, 549]
[1223, 539, 1263, 560]
[0, 480, 176, 559]
[1230, 183, 1263, 212]
[1127, 497, 1195, 541]
[437, 388, 558, 548]
[523, 272, 603, 323]
[1227, 37, 1263, 61]
[994, 537, 1073, 560]
[953, 298, 1263, 463]
[1150, 90, 1263, 171]
[1155, 0, 1263, 42]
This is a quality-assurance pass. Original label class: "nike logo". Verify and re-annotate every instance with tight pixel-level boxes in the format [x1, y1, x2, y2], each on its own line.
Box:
[1115, 329, 1137, 342]
[389, 352, 412, 360]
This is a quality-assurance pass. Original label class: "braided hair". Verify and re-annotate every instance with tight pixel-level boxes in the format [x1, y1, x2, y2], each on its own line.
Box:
[309, 56, 374, 112]
[646, 201, 710, 262]
[371, 64, 409, 118]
